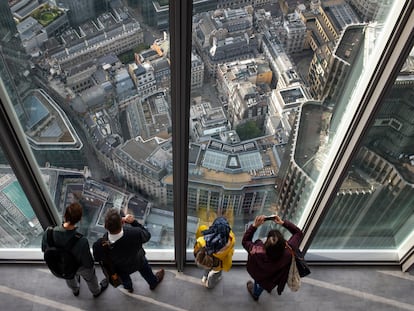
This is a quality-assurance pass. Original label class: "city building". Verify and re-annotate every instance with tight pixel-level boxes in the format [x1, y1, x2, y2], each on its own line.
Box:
[126, 90, 171, 139]
[256, 11, 302, 89]
[191, 51, 204, 90]
[190, 98, 230, 141]
[193, 7, 259, 77]
[277, 101, 332, 221]
[128, 62, 157, 96]
[22, 88, 82, 150]
[308, 24, 365, 103]
[56, 0, 96, 26]
[347, 0, 393, 22]
[112, 136, 171, 205]
[278, 11, 307, 54]
[216, 58, 272, 127]
[47, 11, 143, 75]
[0, 1, 413, 304]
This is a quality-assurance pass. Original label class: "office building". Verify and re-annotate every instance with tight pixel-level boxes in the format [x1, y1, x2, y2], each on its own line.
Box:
[0, 1, 412, 309]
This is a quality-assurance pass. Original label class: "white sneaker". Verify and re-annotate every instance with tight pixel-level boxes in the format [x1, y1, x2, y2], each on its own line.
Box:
[201, 276, 207, 286]
[206, 270, 222, 289]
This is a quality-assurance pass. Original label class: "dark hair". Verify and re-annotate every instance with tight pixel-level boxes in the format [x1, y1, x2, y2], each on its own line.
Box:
[64, 203, 83, 225]
[264, 229, 286, 260]
[104, 209, 122, 234]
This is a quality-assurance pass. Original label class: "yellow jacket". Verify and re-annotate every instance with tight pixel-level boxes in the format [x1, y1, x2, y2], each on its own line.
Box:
[194, 225, 236, 272]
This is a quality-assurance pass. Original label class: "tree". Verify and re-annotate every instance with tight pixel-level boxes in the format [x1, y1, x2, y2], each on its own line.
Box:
[236, 120, 262, 141]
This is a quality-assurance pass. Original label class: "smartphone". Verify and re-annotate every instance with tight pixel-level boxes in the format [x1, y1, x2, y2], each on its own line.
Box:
[264, 215, 276, 221]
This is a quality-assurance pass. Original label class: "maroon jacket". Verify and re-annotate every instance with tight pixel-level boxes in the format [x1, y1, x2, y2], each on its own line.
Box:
[242, 220, 303, 294]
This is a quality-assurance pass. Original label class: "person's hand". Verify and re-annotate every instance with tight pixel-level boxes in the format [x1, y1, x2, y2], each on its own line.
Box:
[253, 215, 265, 228]
[274, 215, 284, 225]
[122, 214, 135, 224]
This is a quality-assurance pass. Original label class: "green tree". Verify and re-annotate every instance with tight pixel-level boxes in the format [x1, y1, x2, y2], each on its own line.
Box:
[236, 120, 262, 141]
[118, 44, 150, 64]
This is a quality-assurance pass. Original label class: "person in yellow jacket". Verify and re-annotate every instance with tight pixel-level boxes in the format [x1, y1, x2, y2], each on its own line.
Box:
[193, 216, 235, 288]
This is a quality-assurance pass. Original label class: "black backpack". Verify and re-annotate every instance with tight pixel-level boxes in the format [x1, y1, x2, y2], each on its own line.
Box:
[44, 227, 82, 279]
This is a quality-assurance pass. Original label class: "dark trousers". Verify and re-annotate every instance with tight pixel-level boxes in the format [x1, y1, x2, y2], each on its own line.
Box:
[119, 258, 158, 290]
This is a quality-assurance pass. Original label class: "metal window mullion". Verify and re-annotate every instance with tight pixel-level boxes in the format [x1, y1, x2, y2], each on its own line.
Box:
[170, 0, 193, 271]
[0, 81, 59, 228]
[300, 1, 414, 259]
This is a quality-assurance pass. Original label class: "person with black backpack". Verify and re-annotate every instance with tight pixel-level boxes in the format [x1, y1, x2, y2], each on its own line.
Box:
[41, 202, 108, 297]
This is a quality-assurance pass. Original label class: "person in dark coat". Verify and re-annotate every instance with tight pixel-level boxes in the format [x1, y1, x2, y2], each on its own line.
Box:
[242, 214, 303, 301]
[93, 209, 164, 293]
[41, 202, 108, 297]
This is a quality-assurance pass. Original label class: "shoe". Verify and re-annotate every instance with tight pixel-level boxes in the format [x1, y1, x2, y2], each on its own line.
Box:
[150, 269, 165, 290]
[206, 270, 222, 289]
[93, 280, 109, 298]
[73, 275, 80, 296]
[247, 281, 259, 301]
[124, 287, 134, 293]
[201, 275, 207, 287]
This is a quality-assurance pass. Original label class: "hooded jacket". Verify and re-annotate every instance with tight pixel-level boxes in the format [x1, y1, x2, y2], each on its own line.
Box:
[242, 220, 303, 294]
[194, 224, 235, 272]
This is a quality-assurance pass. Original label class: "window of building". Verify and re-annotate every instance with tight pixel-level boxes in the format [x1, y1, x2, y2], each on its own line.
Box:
[0, 0, 412, 270]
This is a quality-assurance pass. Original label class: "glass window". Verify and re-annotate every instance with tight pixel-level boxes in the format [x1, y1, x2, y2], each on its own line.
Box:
[188, 0, 406, 254]
[0, 0, 412, 265]
[0, 161, 42, 248]
[0, 0, 172, 254]
[311, 48, 414, 249]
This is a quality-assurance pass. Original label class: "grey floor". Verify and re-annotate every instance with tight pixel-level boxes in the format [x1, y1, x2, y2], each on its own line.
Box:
[0, 263, 413, 311]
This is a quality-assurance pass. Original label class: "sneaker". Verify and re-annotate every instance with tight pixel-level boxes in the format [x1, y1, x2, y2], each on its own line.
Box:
[206, 270, 222, 289]
[246, 281, 259, 301]
[201, 275, 207, 286]
[150, 269, 165, 290]
[93, 280, 109, 298]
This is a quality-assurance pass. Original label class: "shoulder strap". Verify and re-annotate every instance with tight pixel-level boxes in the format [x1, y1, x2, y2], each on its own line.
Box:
[101, 232, 112, 251]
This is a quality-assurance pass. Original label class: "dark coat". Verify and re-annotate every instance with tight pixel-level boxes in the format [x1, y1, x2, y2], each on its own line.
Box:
[41, 225, 94, 269]
[242, 220, 303, 294]
[93, 221, 150, 274]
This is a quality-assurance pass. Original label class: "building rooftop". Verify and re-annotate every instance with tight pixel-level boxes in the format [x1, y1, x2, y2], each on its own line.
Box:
[22, 89, 81, 149]
[335, 25, 365, 65]
[293, 102, 332, 180]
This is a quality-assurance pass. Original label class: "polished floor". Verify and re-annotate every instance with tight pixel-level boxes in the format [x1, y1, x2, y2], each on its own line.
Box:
[0, 263, 413, 311]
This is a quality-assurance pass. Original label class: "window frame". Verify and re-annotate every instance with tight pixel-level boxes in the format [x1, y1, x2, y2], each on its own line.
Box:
[0, 1, 412, 272]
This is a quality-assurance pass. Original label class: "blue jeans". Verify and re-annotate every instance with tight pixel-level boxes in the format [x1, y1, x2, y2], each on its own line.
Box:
[253, 281, 264, 297]
[119, 258, 158, 290]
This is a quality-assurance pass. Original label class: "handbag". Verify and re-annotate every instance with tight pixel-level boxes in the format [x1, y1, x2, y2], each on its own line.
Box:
[100, 235, 122, 288]
[287, 252, 301, 291]
[194, 246, 220, 269]
[286, 242, 311, 277]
